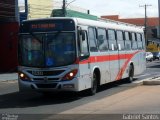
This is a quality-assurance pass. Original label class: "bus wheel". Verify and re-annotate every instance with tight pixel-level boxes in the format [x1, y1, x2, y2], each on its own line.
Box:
[88, 72, 97, 95]
[127, 65, 134, 83]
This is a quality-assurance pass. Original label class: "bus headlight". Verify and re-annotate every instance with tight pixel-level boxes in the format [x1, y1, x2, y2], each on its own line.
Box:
[19, 72, 31, 81]
[62, 69, 78, 81]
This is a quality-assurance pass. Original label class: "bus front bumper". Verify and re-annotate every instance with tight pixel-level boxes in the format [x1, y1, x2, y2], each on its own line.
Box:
[18, 78, 79, 92]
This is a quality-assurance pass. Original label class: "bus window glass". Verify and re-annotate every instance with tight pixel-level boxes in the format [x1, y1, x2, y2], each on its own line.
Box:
[108, 29, 116, 40]
[132, 41, 138, 50]
[125, 32, 129, 40]
[81, 31, 89, 55]
[137, 33, 141, 41]
[108, 29, 117, 51]
[124, 32, 131, 50]
[117, 31, 123, 40]
[88, 27, 98, 52]
[141, 34, 145, 49]
[19, 32, 76, 67]
[132, 33, 136, 41]
[117, 31, 125, 51]
[138, 41, 143, 50]
[97, 28, 108, 51]
[20, 34, 44, 66]
[45, 33, 76, 67]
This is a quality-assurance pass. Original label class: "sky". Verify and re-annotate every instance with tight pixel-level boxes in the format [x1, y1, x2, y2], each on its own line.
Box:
[19, 0, 159, 18]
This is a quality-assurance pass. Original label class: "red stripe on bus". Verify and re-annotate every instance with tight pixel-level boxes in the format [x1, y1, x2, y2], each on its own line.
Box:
[78, 50, 143, 80]
[79, 53, 133, 64]
[116, 51, 141, 80]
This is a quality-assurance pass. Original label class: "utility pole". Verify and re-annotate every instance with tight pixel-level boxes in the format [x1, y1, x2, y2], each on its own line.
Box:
[25, 0, 28, 19]
[158, 0, 160, 38]
[140, 4, 152, 45]
[62, 0, 66, 17]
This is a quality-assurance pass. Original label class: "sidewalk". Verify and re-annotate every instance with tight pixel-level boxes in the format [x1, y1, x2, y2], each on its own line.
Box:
[0, 73, 18, 81]
[42, 85, 160, 120]
[59, 85, 160, 114]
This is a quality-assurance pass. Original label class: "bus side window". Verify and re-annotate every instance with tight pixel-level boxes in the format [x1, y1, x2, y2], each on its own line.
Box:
[141, 33, 146, 49]
[97, 28, 108, 51]
[116, 30, 125, 51]
[80, 30, 89, 56]
[137, 33, 143, 50]
[131, 32, 138, 50]
[108, 29, 117, 51]
[88, 27, 98, 52]
[124, 31, 131, 50]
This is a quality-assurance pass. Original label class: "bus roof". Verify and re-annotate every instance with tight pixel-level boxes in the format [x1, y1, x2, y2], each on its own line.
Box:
[22, 17, 144, 33]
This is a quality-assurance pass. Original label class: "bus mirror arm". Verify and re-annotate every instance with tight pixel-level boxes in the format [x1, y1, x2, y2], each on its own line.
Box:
[81, 31, 85, 41]
[79, 30, 85, 41]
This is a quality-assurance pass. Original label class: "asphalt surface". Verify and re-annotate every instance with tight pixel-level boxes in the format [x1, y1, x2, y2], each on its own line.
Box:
[0, 61, 160, 120]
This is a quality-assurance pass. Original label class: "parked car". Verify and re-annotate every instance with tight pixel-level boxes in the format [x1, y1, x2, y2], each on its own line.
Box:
[152, 52, 160, 60]
[146, 52, 153, 62]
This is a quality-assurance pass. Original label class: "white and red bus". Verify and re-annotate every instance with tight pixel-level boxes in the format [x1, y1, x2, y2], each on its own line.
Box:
[18, 17, 146, 95]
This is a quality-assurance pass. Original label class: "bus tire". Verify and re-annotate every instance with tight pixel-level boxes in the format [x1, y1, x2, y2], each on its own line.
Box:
[88, 72, 97, 95]
[127, 65, 134, 83]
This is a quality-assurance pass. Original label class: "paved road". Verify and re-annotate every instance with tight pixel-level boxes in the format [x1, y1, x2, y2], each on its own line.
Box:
[135, 60, 160, 80]
[0, 61, 160, 118]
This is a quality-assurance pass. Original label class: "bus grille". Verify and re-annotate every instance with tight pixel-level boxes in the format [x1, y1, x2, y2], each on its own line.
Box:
[28, 70, 65, 76]
[33, 78, 59, 81]
[36, 83, 57, 88]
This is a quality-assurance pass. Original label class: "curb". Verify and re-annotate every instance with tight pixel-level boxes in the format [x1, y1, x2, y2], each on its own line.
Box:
[143, 76, 160, 85]
[119, 76, 160, 87]
[0, 73, 18, 83]
[0, 79, 17, 83]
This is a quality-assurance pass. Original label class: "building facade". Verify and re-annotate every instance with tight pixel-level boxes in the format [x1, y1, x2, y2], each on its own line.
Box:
[101, 15, 160, 39]
[0, 0, 19, 72]
[28, 0, 53, 19]
[19, 0, 88, 20]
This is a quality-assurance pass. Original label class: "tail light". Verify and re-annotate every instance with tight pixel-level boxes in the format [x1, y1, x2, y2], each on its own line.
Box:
[62, 69, 78, 81]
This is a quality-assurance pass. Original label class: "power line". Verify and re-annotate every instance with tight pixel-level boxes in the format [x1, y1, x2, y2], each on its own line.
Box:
[66, 0, 77, 8]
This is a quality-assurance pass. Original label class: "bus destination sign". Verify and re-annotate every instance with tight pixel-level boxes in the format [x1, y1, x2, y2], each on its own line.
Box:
[31, 23, 56, 29]
[21, 19, 75, 32]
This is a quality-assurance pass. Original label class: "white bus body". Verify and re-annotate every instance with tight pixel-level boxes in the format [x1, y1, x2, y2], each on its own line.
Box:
[18, 17, 146, 94]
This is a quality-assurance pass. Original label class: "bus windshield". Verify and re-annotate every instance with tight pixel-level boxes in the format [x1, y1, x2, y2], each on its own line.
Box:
[19, 32, 76, 67]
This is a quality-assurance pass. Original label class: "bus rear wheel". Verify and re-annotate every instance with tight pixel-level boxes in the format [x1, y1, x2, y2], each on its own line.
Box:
[127, 65, 134, 83]
[88, 72, 97, 95]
